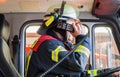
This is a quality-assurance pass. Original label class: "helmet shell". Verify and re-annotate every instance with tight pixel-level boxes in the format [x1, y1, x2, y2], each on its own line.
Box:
[46, 4, 78, 19]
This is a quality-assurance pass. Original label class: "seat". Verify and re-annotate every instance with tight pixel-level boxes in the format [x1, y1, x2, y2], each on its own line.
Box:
[0, 14, 21, 77]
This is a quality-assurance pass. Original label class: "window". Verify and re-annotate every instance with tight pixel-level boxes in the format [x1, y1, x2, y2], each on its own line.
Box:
[26, 26, 40, 54]
[23, 21, 120, 76]
[94, 26, 120, 71]
[25, 23, 41, 55]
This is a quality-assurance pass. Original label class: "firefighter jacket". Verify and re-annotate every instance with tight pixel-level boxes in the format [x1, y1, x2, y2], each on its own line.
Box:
[27, 30, 91, 77]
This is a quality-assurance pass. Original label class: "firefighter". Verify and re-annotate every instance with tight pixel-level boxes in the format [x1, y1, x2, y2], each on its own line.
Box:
[27, 2, 113, 77]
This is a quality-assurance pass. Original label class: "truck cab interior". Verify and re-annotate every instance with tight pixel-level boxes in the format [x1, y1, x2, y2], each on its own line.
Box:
[0, 0, 120, 77]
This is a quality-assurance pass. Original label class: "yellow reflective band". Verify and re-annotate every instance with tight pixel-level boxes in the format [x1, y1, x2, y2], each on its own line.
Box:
[45, 13, 58, 27]
[87, 69, 98, 76]
[31, 39, 38, 48]
[45, 16, 54, 27]
[74, 45, 90, 57]
[52, 46, 67, 62]
[25, 55, 31, 77]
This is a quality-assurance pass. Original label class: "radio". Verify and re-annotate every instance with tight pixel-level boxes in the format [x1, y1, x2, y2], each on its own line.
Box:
[57, 19, 74, 32]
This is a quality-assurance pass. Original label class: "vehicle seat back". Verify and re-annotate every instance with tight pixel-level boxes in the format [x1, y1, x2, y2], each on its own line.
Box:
[0, 14, 21, 77]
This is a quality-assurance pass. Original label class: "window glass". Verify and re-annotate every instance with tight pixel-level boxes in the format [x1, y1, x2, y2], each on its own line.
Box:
[94, 26, 120, 72]
[26, 23, 41, 54]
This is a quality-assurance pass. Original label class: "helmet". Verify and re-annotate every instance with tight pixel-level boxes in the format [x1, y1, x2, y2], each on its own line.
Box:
[37, 2, 78, 34]
[46, 4, 77, 19]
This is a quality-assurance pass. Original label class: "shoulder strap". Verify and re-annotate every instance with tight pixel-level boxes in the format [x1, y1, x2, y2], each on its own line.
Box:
[31, 35, 57, 52]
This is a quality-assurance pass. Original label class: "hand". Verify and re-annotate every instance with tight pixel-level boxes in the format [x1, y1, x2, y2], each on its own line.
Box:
[112, 72, 120, 77]
[71, 23, 82, 37]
